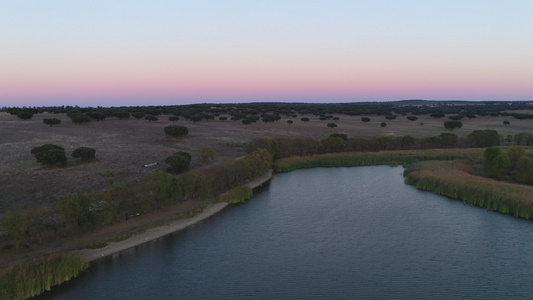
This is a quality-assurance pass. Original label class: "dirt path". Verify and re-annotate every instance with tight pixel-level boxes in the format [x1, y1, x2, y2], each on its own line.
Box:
[79, 202, 230, 262]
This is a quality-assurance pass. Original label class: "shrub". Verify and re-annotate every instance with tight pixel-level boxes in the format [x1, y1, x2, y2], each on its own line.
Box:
[72, 147, 96, 162]
[164, 125, 188, 137]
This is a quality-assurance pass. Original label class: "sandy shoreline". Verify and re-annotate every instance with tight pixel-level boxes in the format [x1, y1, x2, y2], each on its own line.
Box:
[79, 170, 273, 262]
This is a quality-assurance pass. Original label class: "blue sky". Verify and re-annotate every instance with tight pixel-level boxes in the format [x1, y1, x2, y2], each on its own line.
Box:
[1, 0, 533, 107]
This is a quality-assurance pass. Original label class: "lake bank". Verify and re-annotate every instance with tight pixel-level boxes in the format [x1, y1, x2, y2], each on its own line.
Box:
[79, 169, 273, 262]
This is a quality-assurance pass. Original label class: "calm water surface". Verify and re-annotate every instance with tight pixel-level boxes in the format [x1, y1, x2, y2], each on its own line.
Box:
[40, 166, 533, 299]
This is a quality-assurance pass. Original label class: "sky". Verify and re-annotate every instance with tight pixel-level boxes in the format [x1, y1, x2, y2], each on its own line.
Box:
[1, 0, 533, 107]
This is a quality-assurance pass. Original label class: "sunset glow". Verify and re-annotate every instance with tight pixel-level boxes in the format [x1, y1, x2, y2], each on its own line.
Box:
[2, 1, 533, 107]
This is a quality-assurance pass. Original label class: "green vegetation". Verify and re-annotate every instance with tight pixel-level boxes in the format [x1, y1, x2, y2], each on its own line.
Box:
[274, 149, 481, 173]
[444, 120, 462, 130]
[72, 147, 96, 162]
[16, 111, 34, 120]
[30, 144, 66, 167]
[43, 118, 61, 127]
[145, 115, 158, 122]
[218, 186, 253, 203]
[196, 146, 216, 162]
[164, 125, 188, 137]
[2, 205, 47, 248]
[165, 151, 191, 173]
[404, 160, 533, 219]
[0, 253, 88, 300]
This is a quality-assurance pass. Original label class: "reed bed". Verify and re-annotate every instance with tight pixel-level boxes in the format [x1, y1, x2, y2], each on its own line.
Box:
[0, 253, 88, 300]
[274, 149, 482, 173]
[405, 160, 533, 219]
[217, 186, 253, 203]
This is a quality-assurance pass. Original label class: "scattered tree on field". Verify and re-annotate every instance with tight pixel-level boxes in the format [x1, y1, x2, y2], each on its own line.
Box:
[503, 121, 510, 125]
[327, 123, 337, 128]
[168, 116, 180, 122]
[69, 114, 91, 124]
[407, 116, 418, 122]
[381, 122, 387, 127]
[164, 125, 188, 137]
[287, 120, 293, 125]
[132, 112, 145, 119]
[113, 111, 130, 119]
[301, 117, 310, 122]
[145, 115, 158, 122]
[165, 151, 191, 173]
[43, 118, 61, 127]
[361, 117, 371, 122]
[17, 111, 34, 120]
[444, 120, 462, 130]
[72, 147, 96, 162]
[31, 144, 67, 166]
[87, 112, 106, 121]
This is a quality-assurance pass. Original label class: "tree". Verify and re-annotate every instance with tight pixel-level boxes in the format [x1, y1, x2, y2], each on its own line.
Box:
[381, 122, 387, 127]
[17, 111, 34, 120]
[468, 130, 500, 147]
[484, 147, 509, 178]
[407, 116, 418, 122]
[300, 117, 310, 122]
[145, 115, 158, 122]
[165, 151, 191, 173]
[1, 205, 47, 248]
[43, 118, 61, 127]
[444, 120, 462, 130]
[196, 146, 216, 162]
[87, 112, 106, 121]
[287, 120, 293, 125]
[503, 121, 510, 125]
[72, 147, 96, 162]
[113, 111, 130, 119]
[164, 125, 188, 137]
[69, 114, 91, 124]
[507, 146, 525, 168]
[327, 123, 337, 128]
[132, 112, 145, 119]
[515, 156, 533, 184]
[31, 144, 67, 166]
[168, 116, 180, 122]
[361, 117, 371, 122]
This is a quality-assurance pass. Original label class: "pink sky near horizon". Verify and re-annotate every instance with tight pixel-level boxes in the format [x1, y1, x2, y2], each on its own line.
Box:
[2, 1, 533, 107]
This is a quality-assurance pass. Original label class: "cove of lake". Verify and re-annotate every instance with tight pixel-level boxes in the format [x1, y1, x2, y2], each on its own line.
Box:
[39, 166, 533, 299]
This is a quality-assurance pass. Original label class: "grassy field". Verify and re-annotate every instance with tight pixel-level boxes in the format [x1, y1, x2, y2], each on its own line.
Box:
[1, 110, 532, 215]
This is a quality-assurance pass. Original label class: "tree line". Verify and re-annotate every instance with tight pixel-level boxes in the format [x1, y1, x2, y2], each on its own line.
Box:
[1, 149, 272, 248]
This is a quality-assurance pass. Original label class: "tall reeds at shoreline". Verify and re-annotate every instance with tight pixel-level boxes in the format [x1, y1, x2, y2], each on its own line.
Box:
[0, 253, 88, 300]
[404, 160, 533, 219]
[274, 149, 482, 173]
[217, 186, 253, 203]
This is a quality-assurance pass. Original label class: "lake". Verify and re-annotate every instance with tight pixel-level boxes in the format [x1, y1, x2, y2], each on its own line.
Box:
[39, 166, 533, 299]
